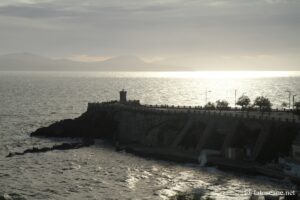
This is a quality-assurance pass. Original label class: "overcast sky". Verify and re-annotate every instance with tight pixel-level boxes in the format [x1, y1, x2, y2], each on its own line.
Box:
[0, 0, 299, 70]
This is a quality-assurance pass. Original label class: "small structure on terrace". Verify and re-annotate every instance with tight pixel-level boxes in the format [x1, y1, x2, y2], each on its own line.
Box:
[119, 89, 127, 104]
[119, 89, 140, 106]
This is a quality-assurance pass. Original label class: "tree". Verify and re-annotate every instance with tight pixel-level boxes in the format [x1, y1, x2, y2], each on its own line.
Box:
[294, 101, 300, 115]
[294, 101, 300, 110]
[236, 95, 251, 109]
[216, 100, 229, 110]
[204, 102, 215, 110]
[253, 96, 272, 111]
[281, 102, 288, 109]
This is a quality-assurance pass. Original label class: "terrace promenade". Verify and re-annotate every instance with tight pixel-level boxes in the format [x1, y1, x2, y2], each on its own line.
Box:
[88, 101, 300, 124]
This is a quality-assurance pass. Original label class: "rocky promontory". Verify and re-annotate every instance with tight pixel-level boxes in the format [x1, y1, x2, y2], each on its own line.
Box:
[31, 108, 118, 140]
[30, 102, 300, 165]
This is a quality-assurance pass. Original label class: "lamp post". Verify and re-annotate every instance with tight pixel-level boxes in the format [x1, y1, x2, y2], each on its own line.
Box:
[293, 94, 297, 110]
[235, 89, 237, 107]
[205, 89, 211, 104]
[285, 90, 291, 109]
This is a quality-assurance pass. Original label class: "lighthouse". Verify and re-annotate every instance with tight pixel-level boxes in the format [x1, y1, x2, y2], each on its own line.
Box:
[119, 89, 127, 104]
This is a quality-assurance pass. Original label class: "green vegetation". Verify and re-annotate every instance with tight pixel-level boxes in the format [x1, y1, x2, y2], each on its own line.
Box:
[216, 100, 229, 110]
[253, 96, 272, 111]
[200, 95, 299, 112]
[236, 95, 251, 109]
[281, 102, 288, 109]
[204, 102, 215, 110]
[294, 101, 300, 115]
[294, 101, 300, 110]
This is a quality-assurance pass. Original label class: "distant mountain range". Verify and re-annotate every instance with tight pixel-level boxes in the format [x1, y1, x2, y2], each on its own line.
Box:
[0, 52, 299, 71]
[0, 52, 178, 71]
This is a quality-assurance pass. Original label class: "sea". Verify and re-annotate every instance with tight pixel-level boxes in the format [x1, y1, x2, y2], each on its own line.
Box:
[0, 71, 300, 200]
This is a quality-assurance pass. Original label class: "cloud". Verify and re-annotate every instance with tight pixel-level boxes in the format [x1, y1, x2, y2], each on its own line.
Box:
[0, 0, 299, 70]
[0, 0, 299, 19]
[241, 54, 274, 60]
[0, 5, 67, 18]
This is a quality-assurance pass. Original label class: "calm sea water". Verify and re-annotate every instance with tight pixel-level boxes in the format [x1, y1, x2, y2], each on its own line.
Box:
[0, 71, 299, 200]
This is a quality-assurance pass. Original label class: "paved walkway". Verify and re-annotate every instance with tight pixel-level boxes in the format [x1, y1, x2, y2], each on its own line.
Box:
[143, 106, 300, 123]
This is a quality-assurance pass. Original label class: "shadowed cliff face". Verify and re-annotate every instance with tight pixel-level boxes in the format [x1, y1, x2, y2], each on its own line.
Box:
[257, 123, 299, 162]
[31, 109, 118, 140]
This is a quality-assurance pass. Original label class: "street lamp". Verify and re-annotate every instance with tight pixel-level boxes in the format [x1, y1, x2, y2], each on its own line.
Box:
[235, 89, 237, 107]
[285, 90, 291, 109]
[205, 89, 211, 104]
[293, 94, 297, 110]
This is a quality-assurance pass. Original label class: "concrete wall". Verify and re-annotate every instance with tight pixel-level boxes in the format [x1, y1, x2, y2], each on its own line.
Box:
[87, 103, 300, 163]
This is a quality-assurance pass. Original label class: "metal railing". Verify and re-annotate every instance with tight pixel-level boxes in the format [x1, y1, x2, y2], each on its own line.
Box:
[87, 101, 300, 123]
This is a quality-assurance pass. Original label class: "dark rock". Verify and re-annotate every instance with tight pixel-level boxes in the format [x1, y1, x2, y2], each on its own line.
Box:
[169, 189, 205, 200]
[38, 147, 51, 152]
[0, 193, 26, 200]
[31, 110, 118, 140]
[6, 139, 95, 158]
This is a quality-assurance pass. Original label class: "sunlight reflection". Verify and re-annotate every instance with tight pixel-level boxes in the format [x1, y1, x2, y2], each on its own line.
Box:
[154, 71, 296, 79]
[2, 71, 298, 79]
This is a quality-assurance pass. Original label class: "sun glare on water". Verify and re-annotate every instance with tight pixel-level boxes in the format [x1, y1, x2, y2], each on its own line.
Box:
[154, 71, 296, 79]
[24, 71, 299, 79]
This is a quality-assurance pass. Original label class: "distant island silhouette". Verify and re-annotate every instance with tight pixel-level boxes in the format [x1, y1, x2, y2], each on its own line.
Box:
[1, 52, 296, 71]
[0, 52, 182, 71]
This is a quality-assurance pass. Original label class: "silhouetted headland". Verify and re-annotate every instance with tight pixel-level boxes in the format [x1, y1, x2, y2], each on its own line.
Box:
[30, 90, 300, 184]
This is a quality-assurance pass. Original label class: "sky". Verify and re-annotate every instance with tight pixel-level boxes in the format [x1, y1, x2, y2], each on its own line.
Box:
[0, 0, 299, 70]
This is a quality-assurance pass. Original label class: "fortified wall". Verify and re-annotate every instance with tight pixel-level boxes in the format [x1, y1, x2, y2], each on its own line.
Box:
[32, 90, 300, 164]
[86, 96, 300, 163]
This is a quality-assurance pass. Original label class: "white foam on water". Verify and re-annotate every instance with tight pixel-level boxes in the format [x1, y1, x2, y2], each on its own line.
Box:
[157, 170, 208, 200]
[125, 168, 140, 190]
